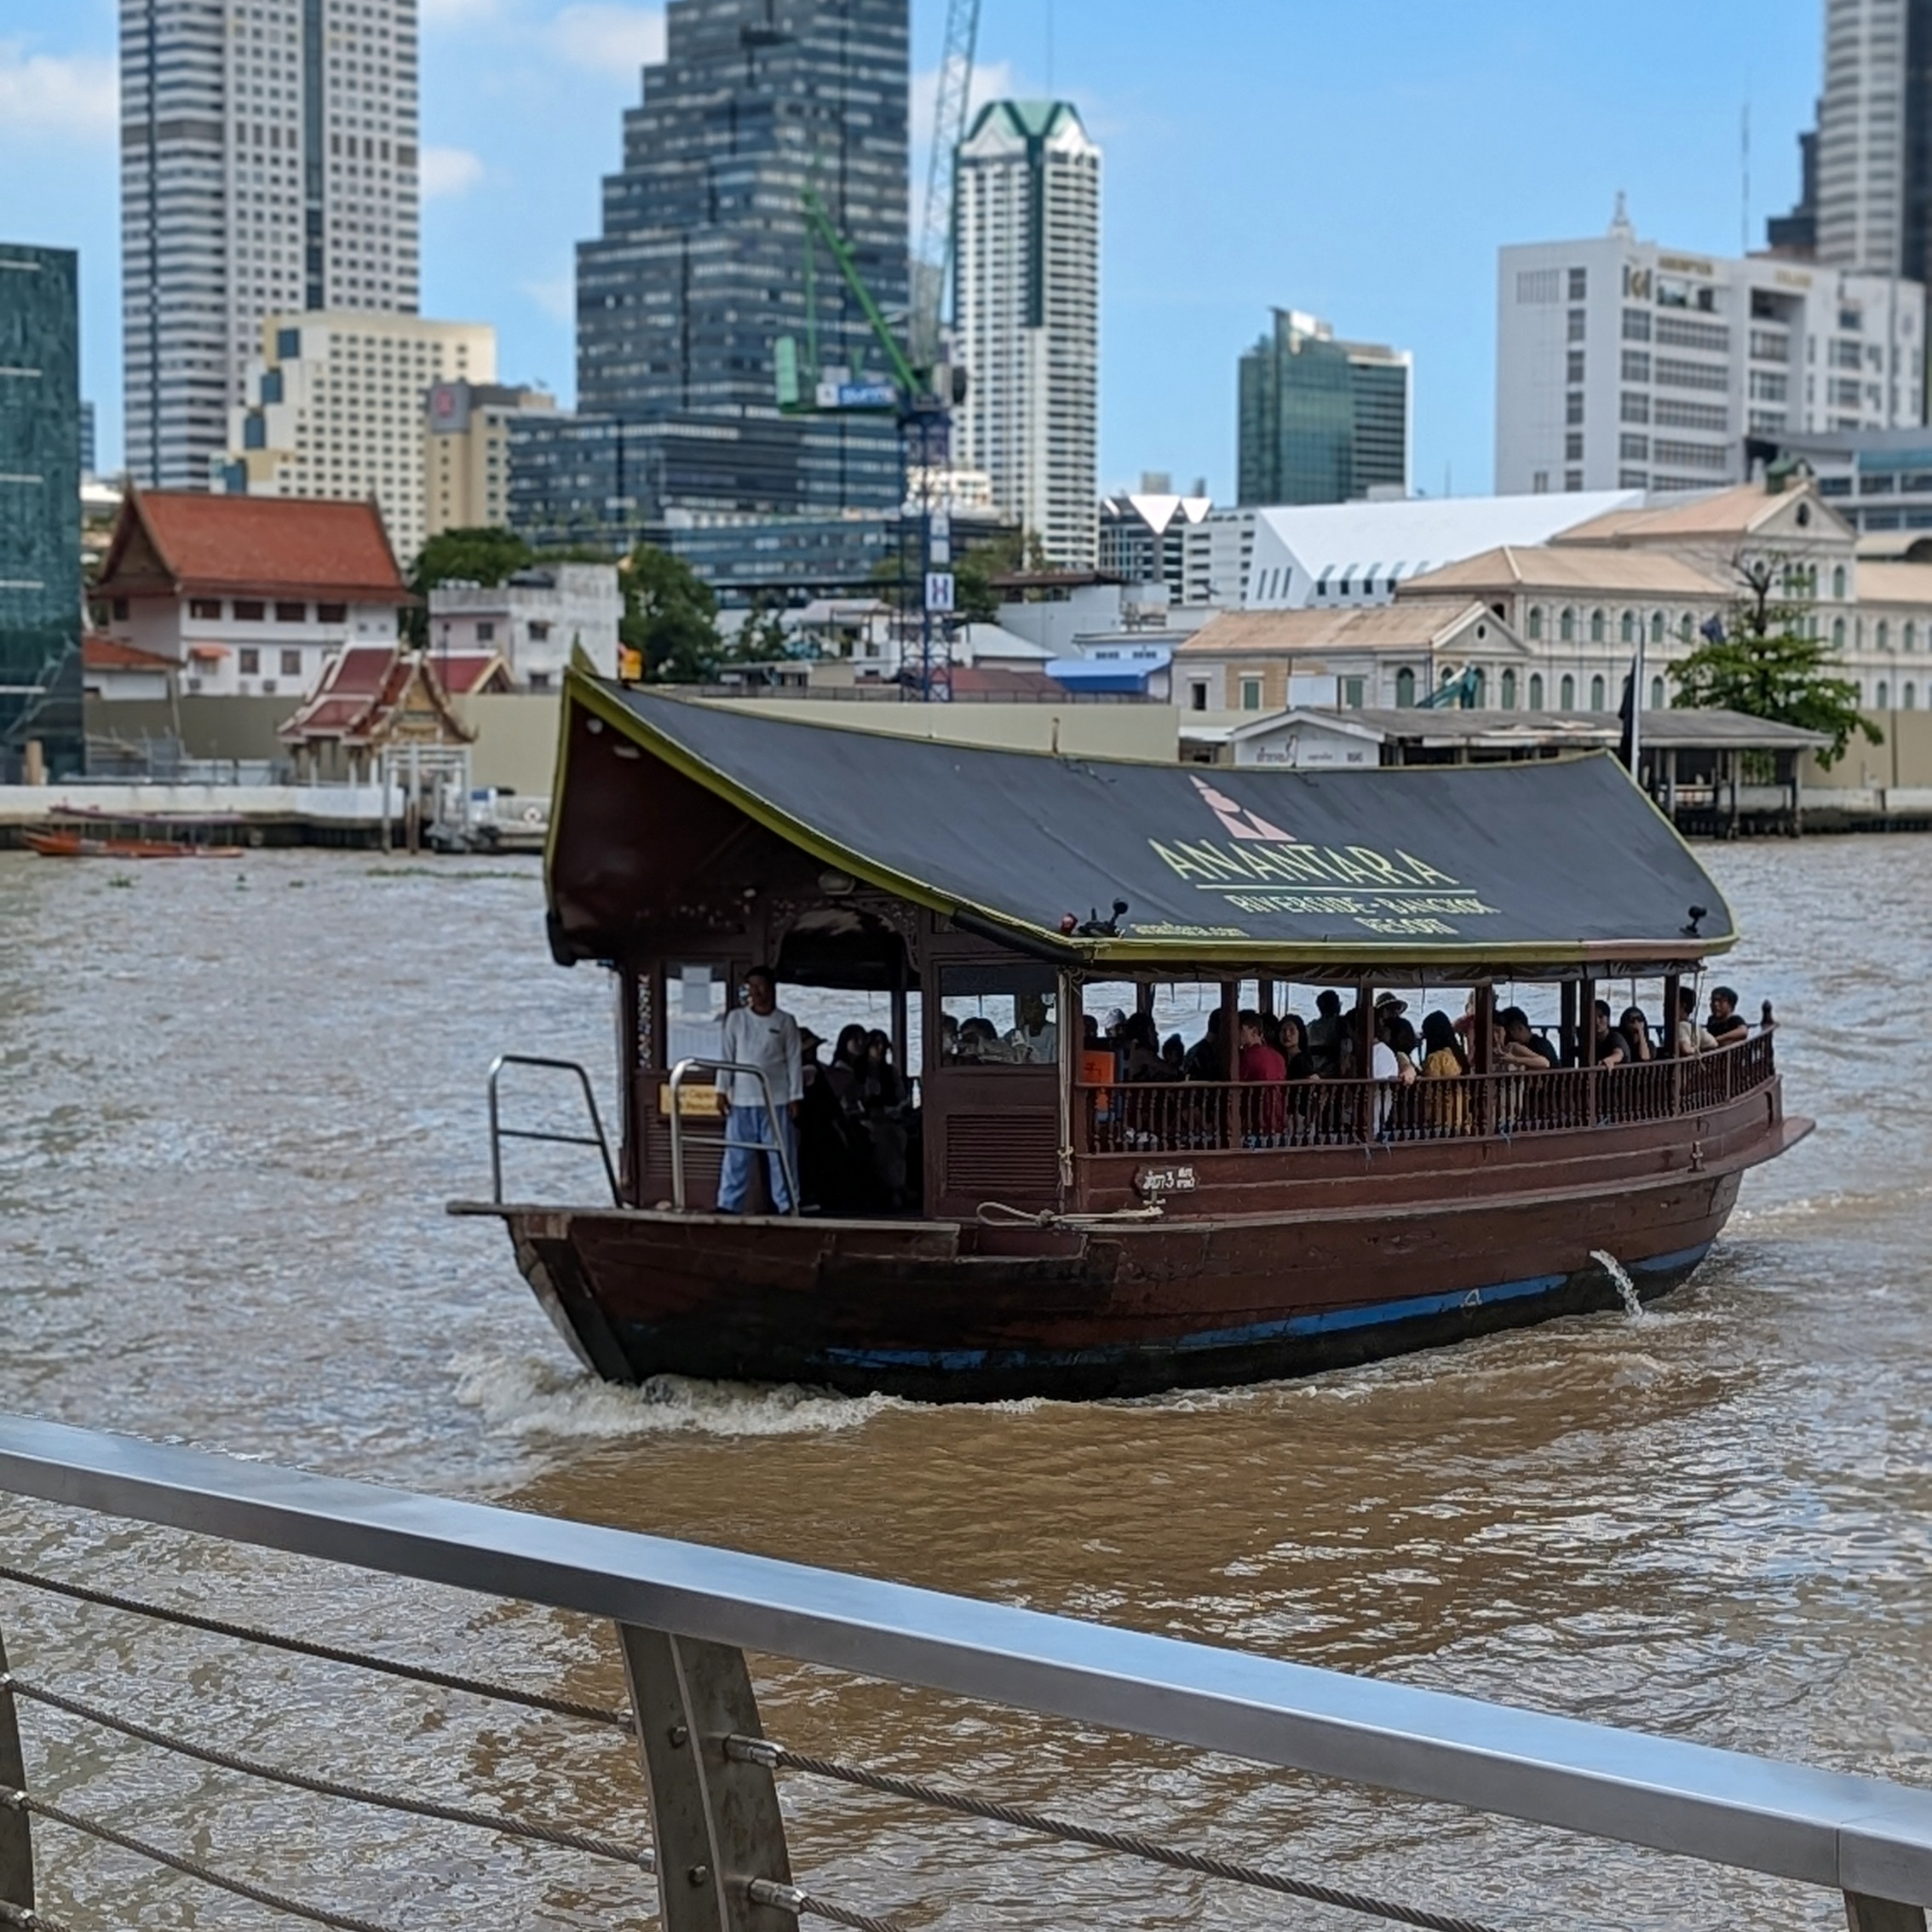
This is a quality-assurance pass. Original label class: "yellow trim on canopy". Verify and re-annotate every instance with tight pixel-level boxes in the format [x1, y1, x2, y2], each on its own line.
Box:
[554, 669, 1737, 969]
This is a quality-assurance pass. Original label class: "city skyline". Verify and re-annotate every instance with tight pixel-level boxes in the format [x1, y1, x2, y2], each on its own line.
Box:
[4, 1, 1821, 503]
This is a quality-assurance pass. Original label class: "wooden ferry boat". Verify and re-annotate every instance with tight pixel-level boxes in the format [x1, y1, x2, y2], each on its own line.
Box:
[452, 670, 1809, 1401]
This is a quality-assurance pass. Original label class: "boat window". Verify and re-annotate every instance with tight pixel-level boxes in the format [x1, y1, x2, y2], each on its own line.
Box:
[939, 964, 1059, 1067]
[667, 963, 727, 1070]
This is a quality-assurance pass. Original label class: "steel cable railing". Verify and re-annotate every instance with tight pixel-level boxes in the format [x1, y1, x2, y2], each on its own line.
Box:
[2, 1559, 1509, 1932]
[2, 1675, 653, 1872]
[733, 1737, 1509, 1932]
[3, 1413, 1922, 1932]
[0, 1568, 909, 1932]
[0, 1561, 630, 1728]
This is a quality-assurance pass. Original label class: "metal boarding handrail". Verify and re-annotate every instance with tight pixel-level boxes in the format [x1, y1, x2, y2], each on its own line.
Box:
[486, 1055, 620, 1206]
[0, 1414, 1928, 1919]
[667, 1057, 801, 1216]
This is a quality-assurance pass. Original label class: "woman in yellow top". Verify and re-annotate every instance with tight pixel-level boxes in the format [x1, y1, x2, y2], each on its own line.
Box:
[1418, 1009, 1470, 1135]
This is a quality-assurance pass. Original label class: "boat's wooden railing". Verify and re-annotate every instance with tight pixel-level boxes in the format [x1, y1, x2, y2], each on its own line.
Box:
[1079, 1031, 1778, 1159]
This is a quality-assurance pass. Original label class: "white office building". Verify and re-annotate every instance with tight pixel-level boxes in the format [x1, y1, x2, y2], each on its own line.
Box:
[1185, 490, 1645, 612]
[217, 313, 494, 567]
[120, 0, 422, 490]
[428, 564, 623, 687]
[1496, 201, 1924, 498]
[953, 100, 1101, 569]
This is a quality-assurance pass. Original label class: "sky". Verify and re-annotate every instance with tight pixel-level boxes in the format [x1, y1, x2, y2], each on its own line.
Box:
[0, 0, 1822, 499]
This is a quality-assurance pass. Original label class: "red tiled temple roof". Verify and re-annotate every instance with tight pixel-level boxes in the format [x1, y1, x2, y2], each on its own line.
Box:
[98, 488, 412, 605]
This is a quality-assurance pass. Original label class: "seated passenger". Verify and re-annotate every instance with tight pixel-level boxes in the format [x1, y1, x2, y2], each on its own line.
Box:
[956, 1015, 1002, 1061]
[1497, 1006, 1559, 1070]
[1584, 998, 1627, 1067]
[1619, 1006, 1653, 1062]
[1706, 985, 1749, 1045]
[1182, 1008, 1228, 1082]
[1675, 986, 1717, 1056]
[1371, 1006, 1419, 1088]
[1160, 1032, 1187, 1075]
[1419, 1009, 1469, 1080]
[1119, 1010, 1176, 1082]
[828, 1023, 870, 1101]
[1278, 1013, 1316, 1081]
[1004, 992, 1058, 1065]
[1237, 1009, 1288, 1141]
[1237, 1009, 1286, 1084]
[936, 1013, 960, 1065]
[1418, 1009, 1469, 1133]
[1305, 989, 1345, 1078]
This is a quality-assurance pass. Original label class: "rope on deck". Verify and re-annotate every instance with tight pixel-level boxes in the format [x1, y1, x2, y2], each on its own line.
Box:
[737, 1737, 1511, 1932]
[0, 1784, 403, 1932]
[3, 1675, 653, 1871]
[0, 1899, 73, 1932]
[0, 1562, 630, 1728]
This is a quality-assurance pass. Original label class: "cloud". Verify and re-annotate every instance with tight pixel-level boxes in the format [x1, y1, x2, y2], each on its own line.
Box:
[521, 274, 575, 322]
[0, 42, 117, 143]
[421, 145, 486, 198]
[551, 3, 665, 72]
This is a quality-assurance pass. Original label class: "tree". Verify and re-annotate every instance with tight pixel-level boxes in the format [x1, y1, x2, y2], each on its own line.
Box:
[1672, 552, 1880, 768]
[718, 594, 795, 669]
[405, 526, 534, 646]
[622, 543, 722, 682]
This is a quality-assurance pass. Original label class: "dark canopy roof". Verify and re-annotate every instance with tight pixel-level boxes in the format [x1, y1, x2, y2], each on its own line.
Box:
[552, 672, 1737, 969]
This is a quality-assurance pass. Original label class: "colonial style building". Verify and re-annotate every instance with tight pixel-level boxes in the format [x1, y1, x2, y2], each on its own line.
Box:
[1175, 478, 1932, 727]
[90, 489, 411, 699]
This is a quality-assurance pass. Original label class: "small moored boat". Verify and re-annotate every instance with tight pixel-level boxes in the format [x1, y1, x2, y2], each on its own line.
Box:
[451, 671, 1809, 1401]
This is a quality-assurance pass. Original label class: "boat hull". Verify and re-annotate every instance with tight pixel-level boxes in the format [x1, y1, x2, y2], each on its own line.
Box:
[459, 1118, 1807, 1400]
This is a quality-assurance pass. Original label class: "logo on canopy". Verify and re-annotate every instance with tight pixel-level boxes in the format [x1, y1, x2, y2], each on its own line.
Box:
[1190, 776, 1293, 843]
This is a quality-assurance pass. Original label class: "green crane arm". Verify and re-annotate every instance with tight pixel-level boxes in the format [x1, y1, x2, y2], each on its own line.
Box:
[801, 186, 922, 399]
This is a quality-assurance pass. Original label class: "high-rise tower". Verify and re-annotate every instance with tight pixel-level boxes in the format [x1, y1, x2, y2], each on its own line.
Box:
[1808, 0, 1932, 284]
[565, 0, 908, 520]
[0, 244, 83, 780]
[1238, 310, 1412, 507]
[119, 0, 421, 489]
[952, 100, 1101, 569]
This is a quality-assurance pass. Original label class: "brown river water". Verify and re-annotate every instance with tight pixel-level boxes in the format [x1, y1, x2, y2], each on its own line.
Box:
[1, 839, 1929, 1929]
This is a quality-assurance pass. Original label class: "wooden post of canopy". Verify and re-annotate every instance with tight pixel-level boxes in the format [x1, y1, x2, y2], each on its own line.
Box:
[1663, 969, 1682, 1117]
[1220, 978, 1241, 1150]
[618, 963, 643, 1205]
[1471, 982, 1495, 1136]
[1580, 973, 1597, 1130]
[890, 951, 909, 1081]
[1135, 981, 1156, 1019]
[1355, 986, 1376, 1144]
[1560, 980, 1578, 1067]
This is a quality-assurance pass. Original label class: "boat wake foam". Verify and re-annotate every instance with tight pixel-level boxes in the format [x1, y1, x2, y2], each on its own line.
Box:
[449, 1349, 907, 1440]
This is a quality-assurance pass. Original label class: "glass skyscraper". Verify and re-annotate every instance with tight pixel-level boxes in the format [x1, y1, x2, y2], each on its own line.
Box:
[1238, 309, 1412, 508]
[0, 244, 83, 781]
[516, 0, 909, 542]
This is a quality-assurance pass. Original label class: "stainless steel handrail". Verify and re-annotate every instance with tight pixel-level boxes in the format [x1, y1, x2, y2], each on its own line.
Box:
[667, 1057, 801, 1216]
[486, 1055, 620, 1206]
[0, 1412, 1927, 1915]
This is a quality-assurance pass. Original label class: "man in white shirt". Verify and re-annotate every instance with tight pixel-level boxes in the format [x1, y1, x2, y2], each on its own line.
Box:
[716, 967, 802, 1214]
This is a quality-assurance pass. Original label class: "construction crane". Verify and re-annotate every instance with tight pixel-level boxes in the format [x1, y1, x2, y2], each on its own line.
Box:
[911, 0, 982, 371]
[771, 3, 983, 697]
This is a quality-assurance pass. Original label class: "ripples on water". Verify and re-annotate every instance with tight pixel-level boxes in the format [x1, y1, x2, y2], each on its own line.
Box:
[2, 842, 1929, 1928]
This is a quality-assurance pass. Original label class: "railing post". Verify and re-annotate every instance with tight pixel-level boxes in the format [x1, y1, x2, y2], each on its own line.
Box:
[0, 1624, 34, 1923]
[1845, 1894, 1929, 1932]
[616, 1624, 794, 1932]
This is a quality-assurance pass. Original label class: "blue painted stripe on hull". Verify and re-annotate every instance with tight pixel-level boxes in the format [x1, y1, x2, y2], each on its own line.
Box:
[819, 1241, 1715, 1376]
